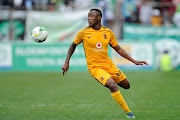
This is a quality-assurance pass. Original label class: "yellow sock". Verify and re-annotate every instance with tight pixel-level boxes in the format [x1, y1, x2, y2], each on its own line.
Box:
[111, 90, 131, 113]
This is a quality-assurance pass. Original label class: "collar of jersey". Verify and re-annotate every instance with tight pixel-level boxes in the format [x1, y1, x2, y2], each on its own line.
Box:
[89, 26, 103, 31]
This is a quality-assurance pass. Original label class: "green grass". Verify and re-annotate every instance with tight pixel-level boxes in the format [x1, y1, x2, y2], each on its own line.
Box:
[0, 71, 180, 120]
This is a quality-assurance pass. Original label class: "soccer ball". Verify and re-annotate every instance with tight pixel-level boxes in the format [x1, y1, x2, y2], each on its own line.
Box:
[31, 26, 48, 43]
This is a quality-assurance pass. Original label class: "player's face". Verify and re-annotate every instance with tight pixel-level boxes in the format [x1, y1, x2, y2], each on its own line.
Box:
[88, 11, 100, 27]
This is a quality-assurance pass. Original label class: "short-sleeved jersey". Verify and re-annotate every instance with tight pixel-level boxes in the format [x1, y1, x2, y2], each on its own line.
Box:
[74, 26, 118, 70]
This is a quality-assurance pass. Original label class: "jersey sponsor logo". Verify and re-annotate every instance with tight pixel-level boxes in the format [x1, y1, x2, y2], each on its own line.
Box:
[96, 42, 102, 48]
[103, 34, 107, 39]
[93, 49, 105, 51]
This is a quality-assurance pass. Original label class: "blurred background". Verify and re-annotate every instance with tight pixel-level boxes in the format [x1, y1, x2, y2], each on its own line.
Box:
[0, 1, 180, 119]
[0, 0, 180, 72]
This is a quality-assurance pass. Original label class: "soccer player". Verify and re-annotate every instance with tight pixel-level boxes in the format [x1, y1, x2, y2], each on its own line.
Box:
[62, 8, 148, 118]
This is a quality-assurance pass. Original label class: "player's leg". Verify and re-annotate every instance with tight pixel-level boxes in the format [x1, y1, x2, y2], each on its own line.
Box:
[89, 68, 135, 118]
[105, 78, 118, 92]
[117, 78, 130, 89]
[105, 78, 132, 115]
[107, 66, 135, 118]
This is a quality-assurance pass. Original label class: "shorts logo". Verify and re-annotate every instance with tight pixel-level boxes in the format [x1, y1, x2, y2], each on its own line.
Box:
[103, 34, 107, 39]
[100, 76, 104, 81]
[96, 42, 102, 48]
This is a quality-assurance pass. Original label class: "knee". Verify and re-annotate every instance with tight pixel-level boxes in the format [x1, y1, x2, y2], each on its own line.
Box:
[105, 78, 118, 92]
[123, 83, 130, 89]
[118, 79, 131, 89]
[106, 82, 117, 90]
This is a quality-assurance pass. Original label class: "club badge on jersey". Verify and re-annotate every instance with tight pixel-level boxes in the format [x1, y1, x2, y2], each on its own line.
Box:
[103, 34, 107, 39]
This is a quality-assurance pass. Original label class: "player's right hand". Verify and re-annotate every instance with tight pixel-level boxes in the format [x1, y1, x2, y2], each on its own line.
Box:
[133, 60, 149, 65]
[62, 62, 69, 76]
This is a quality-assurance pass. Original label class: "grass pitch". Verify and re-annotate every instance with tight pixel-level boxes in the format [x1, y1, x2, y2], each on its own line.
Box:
[0, 71, 180, 120]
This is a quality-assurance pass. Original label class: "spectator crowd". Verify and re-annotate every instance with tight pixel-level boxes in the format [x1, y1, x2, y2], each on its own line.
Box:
[1, 0, 180, 27]
[122, 0, 180, 27]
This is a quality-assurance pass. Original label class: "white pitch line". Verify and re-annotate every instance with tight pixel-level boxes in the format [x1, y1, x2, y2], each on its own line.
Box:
[173, 106, 180, 108]
[0, 104, 104, 107]
[0, 104, 179, 108]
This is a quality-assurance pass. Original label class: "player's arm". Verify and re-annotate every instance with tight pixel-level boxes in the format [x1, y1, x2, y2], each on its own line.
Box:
[62, 28, 84, 75]
[62, 42, 77, 75]
[112, 44, 149, 65]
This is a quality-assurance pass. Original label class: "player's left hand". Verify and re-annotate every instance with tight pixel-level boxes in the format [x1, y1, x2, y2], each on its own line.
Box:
[133, 60, 149, 65]
[62, 62, 69, 76]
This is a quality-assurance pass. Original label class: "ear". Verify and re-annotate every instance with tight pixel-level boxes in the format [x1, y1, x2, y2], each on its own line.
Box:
[97, 16, 101, 21]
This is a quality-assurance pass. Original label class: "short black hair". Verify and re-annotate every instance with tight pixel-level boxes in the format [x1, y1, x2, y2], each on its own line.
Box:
[90, 8, 102, 17]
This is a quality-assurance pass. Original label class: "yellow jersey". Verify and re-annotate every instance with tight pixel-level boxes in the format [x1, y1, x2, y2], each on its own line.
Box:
[74, 26, 118, 70]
